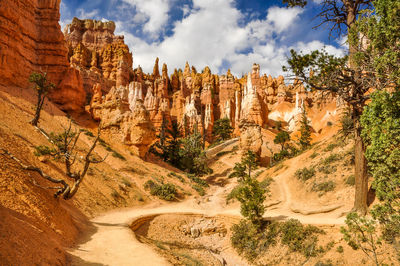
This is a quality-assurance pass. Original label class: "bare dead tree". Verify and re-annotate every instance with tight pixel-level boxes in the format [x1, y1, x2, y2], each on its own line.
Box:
[1, 122, 107, 199]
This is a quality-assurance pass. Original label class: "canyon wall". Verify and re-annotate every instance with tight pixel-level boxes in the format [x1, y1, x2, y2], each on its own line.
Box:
[0, 0, 85, 111]
[0, 4, 341, 159]
[64, 17, 133, 99]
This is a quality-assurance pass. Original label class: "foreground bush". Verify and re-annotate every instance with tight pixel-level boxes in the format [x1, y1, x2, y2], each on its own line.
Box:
[231, 220, 279, 262]
[144, 180, 177, 201]
[231, 218, 325, 262]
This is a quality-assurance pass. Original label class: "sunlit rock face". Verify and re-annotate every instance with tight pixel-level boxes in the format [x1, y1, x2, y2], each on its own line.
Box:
[88, 54, 342, 151]
[0, 0, 86, 112]
[64, 17, 133, 100]
[0, 0, 344, 159]
[88, 83, 155, 158]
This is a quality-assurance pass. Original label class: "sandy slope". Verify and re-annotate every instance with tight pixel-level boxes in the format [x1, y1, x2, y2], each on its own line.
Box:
[69, 144, 348, 266]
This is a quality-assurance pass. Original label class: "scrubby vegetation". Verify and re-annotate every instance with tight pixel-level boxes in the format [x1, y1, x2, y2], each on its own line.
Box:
[33, 145, 55, 157]
[231, 218, 326, 262]
[280, 219, 325, 257]
[144, 180, 178, 201]
[151, 119, 212, 177]
[312, 180, 336, 193]
[3, 120, 106, 199]
[229, 151, 326, 262]
[295, 167, 315, 182]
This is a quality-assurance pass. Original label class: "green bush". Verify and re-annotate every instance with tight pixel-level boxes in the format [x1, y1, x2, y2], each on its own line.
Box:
[312, 180, 336, 193]
[280, 219, 325, 257]
[318, 165, 337, 175]
[212, 118, 233, 141]
[315, 261, 333, 266]
[295, 167, 316, 182]
[323, 153, 340, 164]
[345, 175, 355, 186]
[191, 184, 205, 196]
[231, 220, 279, 262]
[187, 173, 208, 187]
[336, 245, 344, 253]
[310, 152, 319, 159]
[144, 180, 178, 201]
[33, 145, 54, 156]
[168, 172, 185, 183]
[339, 112, 354, 138]
[273, 149, 290, 162]
[112, 151, 126, 161]
[80, 129, 94, 137]
[216, 150, 231, 157]
[324, 143, 339, 152]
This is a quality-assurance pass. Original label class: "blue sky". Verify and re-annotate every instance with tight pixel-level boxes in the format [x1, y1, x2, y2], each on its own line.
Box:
[60, 0, 346, 76]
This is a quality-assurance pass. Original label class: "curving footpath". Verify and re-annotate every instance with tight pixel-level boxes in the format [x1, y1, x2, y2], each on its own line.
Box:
[69, 152, 347, 266]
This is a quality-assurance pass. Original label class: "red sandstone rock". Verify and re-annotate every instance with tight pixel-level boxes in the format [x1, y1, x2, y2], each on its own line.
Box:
[0, 0, 85, 112]
[64, 18, 133, 93]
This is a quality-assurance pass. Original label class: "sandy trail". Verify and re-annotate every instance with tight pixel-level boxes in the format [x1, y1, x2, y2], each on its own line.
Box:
[69, 153, 346, 266]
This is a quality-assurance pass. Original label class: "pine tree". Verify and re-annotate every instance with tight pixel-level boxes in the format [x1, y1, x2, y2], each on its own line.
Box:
[179, 128, 211, 176]
[282, 0, 376, 214]
[274, 131, 290, 151]
[29, 71, 55, 126]
[228, 150, 266, 227]
[212, 118, 233, 141]
[299, 108, 312, 150]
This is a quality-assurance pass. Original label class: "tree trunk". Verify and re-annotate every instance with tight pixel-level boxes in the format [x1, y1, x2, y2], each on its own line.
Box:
[30, 93, 43, 126]
[352, 120, 368, 215]
[346, 3, 369, 214]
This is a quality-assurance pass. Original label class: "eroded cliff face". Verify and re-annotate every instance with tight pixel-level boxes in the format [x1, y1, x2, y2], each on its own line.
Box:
[64, 18, 133, 96]
[89, 57, 342, 154]
[0, 4, 342, 159]
[0, 0, 86, 111]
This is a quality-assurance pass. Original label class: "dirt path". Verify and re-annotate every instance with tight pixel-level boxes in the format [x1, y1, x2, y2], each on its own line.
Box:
[69, 152, 346, 266]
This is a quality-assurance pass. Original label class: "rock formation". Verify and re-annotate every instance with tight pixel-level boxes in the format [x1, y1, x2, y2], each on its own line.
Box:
[64, 17, 133, 99]
[0, 0, 343, 159]
[89, 84, 155, 157]
[0, 0, 86, 112]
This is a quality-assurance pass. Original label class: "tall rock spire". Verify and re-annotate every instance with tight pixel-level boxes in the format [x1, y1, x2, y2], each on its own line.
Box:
[152, 57, 160, 78]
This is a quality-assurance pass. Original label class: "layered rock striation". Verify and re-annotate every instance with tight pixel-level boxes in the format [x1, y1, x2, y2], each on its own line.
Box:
[0, 0, 86, 111]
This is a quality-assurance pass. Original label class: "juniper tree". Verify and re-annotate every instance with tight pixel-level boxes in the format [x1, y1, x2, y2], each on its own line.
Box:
[29, 71, 55, 126]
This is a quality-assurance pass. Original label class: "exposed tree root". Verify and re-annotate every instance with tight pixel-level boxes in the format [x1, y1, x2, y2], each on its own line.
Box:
[290, 204, 342, 215]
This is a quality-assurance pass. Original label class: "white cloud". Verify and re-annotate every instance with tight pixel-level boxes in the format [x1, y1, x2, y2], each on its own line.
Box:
[266, 6, 303, 34]
[113, 1, 344, 78]
[122, 0, 170, 37]
[76, 8, 100, 19]
[292, 40, 345, 57]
